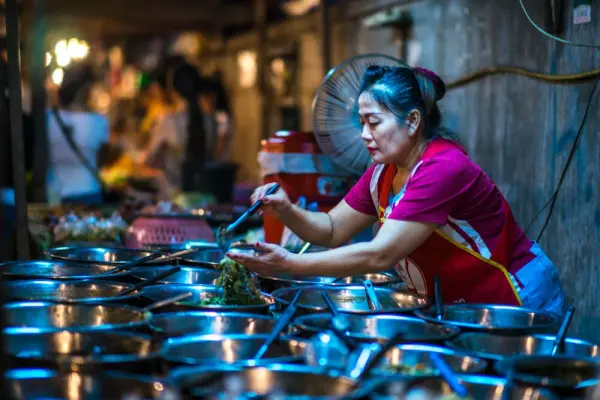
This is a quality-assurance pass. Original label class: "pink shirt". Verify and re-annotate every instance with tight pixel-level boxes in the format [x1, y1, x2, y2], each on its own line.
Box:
[344, 145, 535, 275]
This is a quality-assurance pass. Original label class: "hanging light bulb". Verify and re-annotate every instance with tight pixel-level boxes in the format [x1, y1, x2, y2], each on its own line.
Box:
[45, 52, 52, 66]
[51, 68, 64, 85]
[76, 41, 89, 59]
[67, 38, 80, 58]
[55, 40, 67, 55]
[56, 52, 71, 67]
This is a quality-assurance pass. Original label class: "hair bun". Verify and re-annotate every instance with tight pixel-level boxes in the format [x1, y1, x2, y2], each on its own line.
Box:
[363, 65, 388, 86]
[414, 67, 445, 101]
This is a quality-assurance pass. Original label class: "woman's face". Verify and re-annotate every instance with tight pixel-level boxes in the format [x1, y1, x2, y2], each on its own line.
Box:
[358, 92, 418, 165]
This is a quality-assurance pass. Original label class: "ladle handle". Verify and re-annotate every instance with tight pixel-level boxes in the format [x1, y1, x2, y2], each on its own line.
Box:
[321, 292, 340, 316]
[355, 330, 406, 380]
[363, 280, 380, 311]
[225, 183, 280, 235]
[118, 266, 181, 297]
[429, 352, 470, 398]
[142, 292, 193, 312]
[109, 252, 165, 274]
[551, 306, 576, 356]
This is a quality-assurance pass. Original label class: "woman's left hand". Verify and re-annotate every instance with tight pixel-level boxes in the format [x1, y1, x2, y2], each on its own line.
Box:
[227, 242, 295, 276]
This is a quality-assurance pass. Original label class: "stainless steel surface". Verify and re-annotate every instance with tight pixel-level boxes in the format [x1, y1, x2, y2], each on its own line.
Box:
[4, 331, 159, 370]
[5, 369, 180, 399]
[369, 374, 558, 399]
[47, 246, 160, 265]
[130, 266, 220, 285]
[140, 284, 273, 314]
[169, 364, 360, 399]
[0, 260, 130, 281]
[494, 355, 600, 389]
[2, 302, 150, 333]
[258, 272, 404, 292]
[149, 311, 276, 337]
[293, 313, 459, 343]
[449, 332, 600, 361]
[161, 334, 304, 367]
[272, 285, 429, 315]
[1, 279, 139, 304]
[415, 304, 561, 334]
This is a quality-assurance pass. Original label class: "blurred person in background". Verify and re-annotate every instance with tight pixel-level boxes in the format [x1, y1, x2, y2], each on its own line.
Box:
[47, 61, 109, 205]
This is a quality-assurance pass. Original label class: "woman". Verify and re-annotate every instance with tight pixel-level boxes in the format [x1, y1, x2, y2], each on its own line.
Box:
[47, 61, 108, 205]
[230, 65, 567, 313]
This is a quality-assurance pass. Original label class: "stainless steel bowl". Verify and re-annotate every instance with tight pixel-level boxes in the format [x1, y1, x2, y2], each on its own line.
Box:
[258, 272, 405, 292]
[140, 284, 273, 314]
[293, 313, 460, 343]
[47, 246, 161, 265]
[4, 331, 159, 373]
[272, 285, 429, 315]
[1, 279, 139, 304]
[415, 304, 561, 334]
[0, 260, 129, 281]
[448, 332, 600, 361]
[149, 311, 276, 337]
[368, 374, 559, 399]
[169, 364, 360, 399]
[5, 369, 181, 399]
[2, 302, 150, 333]
[130, 266, 220, 285]
[161, 334, 304, 367]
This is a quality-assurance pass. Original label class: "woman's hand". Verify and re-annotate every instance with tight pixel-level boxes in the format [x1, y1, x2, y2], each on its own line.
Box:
[227, 242, 296, 276]
[251, 183, 292, 217]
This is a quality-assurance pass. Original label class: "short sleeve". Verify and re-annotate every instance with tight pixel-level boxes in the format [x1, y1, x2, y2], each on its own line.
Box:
[344, 164, 378, 216]
[388, 157, 471, 225]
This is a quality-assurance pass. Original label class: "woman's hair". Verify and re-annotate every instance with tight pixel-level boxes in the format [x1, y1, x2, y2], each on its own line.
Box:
[58, 61, 95, 107]
[358, 65, 458, 141]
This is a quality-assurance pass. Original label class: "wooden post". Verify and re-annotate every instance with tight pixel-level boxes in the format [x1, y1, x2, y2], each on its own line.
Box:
[320, 0, 331, 75]
[5, 0, 29, 260]
[255, 0, 269, 139]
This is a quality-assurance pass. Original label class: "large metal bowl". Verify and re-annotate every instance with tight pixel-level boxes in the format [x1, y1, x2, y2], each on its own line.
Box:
[2, 302, 150, 333]
[140, 284, 273, 314]
[169, 364, 361, 399]
[47, 246, 161, 265]
[448, 332, 600, 361]
[0, 279, 139, 304]
[5, 369, 181, 399]
[293, 313, 460, 343]
[4, 330, 160, 373]
[130, 265, 220, 285]
[272, 285, 429, 315]
[258, 272, 405, 293]
[161, 334, 304, 367]
[0, 260, 130, 281]
[415, 304, 561, 334]
[368, 374, 558, 399]
[149, 311, 276, 337]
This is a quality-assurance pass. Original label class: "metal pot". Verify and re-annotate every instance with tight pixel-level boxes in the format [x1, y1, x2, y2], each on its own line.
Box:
[367, 374, 559, 399]
[415, 304, 560, 334]
[272, 285, 429, 315]
[0, 279, 139, 304]
[130, 266, 221, 285]
[4, 331, 160, 374]
[5, 369, 181, 399]
[169, 364, 362, 399]
[46, 246, 161, 265]
[140, 284, 273, 314]
[149, 311, 276, 337]
[2, 302, 150, 333]
[0, 260, 131, 281]
[161, 334, 304, 367]
[257, 272, 405, 293]
[293, 313, 459, 343]
[448, 332, 600, 361]
[495, 355, 600, 390]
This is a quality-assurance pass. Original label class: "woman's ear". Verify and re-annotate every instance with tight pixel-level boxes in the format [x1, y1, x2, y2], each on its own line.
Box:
[406, 109, 422, 137]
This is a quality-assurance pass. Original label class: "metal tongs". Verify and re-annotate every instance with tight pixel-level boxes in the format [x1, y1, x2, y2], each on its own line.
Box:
[217, 183, 281, 253]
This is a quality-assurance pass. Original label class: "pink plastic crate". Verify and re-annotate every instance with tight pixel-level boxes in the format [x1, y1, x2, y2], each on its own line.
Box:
[124, 215, 214, 248]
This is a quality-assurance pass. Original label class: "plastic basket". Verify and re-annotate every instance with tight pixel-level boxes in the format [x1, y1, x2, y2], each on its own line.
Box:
[124, 215, 215, 248]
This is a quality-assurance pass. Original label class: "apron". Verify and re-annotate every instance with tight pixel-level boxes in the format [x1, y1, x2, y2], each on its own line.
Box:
[376, 139, 522, 306]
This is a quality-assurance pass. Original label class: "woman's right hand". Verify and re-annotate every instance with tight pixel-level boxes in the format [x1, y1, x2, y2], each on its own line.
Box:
[251, 183, 291, 217]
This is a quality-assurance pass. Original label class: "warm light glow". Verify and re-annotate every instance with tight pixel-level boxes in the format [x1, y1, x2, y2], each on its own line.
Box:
[45, 52, 52, 67]
[237, 50, 257, 88]
[52, 68, 64, 85]
[55, 40, 67, 55]
[67, 38, 80, 57]
[68, 39, 89, 60]
[56, 52, 71, 67]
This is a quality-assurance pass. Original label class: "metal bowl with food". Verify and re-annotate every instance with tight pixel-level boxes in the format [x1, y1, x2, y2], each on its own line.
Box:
[368, 374, 558, 400]
[130, 266, 220, 285]
[175, 242, 257, 268]
[5, 369, 181, 399]
[161, 334, 304, 367]
[448, 332, 600, 362]
[140, 284, 273, 314]
[0, 279, 139, 304]
[415, 304, 561, 334]
[293, 313, 460, 343]
[0, 260, 131, 281]
[272, 285, 429, 315]
[46, 246, 161, 265]
[169, 364, 361, 399]
[4, 331, 160, 374]
[149, 311, 276, 337]
[257, 272, 404, 293]
[2, 302, 150, 333]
